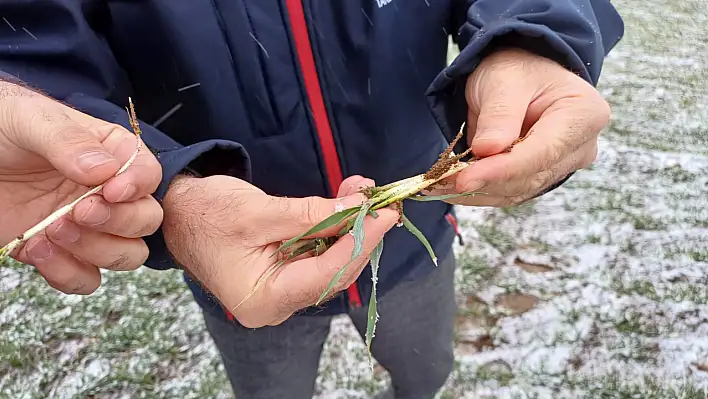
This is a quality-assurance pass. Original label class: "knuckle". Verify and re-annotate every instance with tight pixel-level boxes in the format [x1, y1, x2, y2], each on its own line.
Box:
[46, 278, 71, 293]
[135, 202, 164, 237]
[134, 240, 149, 268]
[102, 251, 133, 271]
[580, 146, 598, 169]
[596, 98, 612, 125]
[72, 279, 99, 295]
[115, 214, 140, 237]
[587, 89, 612, 120]
[485, 100, 515, 120]
[581, 91, 612, 132]
[148, 163, 163, 193]
[303, 197, 323, 227]
[135, 153, 163, 194]
[48, 271, 97, 295]
[105, 122, 129, 135]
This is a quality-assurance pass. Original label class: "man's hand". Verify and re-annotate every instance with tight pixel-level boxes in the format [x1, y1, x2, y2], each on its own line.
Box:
[427, 48, 611, 206]
[0, 81, 163, 294]
[162, 174, 398, 328]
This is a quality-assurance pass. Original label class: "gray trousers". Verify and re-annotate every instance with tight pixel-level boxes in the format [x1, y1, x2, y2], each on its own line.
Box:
[202, 253, 457, 399]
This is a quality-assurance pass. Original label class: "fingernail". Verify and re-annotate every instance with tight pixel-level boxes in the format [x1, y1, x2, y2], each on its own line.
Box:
[474, 129, 507, 141]
[27, 239, 52, 261]
[77, 151, 115, 172]
[117, 184, 136, 202]
[79, 199, 110, 225]
[53, 220, 81, 243]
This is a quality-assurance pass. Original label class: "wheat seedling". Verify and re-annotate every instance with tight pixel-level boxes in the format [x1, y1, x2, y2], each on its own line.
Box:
[235, 125, 504, 367]
[0, 98, 144, 263]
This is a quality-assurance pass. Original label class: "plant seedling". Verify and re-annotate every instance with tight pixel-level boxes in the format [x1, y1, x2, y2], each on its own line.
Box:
[243, 126, 494, 368]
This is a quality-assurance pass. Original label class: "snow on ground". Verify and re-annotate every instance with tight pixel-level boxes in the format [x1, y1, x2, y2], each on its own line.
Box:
[1, 0, 707, 398]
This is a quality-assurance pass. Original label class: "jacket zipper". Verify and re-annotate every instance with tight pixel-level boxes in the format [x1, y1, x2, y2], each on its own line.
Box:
[285, 0, 363, 308]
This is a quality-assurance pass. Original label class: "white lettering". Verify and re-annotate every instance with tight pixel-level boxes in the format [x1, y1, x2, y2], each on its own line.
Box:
[376, 0, 393, 8]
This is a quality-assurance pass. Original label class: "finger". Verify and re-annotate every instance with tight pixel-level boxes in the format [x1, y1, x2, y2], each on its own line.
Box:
[261, 193, 368, 242]
[467, 75, 535, 158]
[442, 142, 597, 207]
[17, 235, 101, 295]
[72, 195, 163, 238]
[96, 125, 162, 203]
[45, 218, 148, 271]
[269, 206, 398, 316]
[337, 175, 375, 197]
[16, 109, 122, 187]
[452, 100, 595, 191]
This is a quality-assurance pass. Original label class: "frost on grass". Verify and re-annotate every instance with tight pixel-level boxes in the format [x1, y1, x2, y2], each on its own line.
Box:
[433, 0, 708, 395]
[0, 262, 231, 399]
[2, 0, 708, 397]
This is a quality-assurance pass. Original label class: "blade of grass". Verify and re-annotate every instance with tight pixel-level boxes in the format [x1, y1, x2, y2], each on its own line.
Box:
[365, 238, 384, 364]
[351, 201, 372, 261]
[316, 201, 372, 305]
[315, 258, 354, 305]
[407, 192, 485, 202]
[401, 213, 438, 266]
[272, 206, 361, 256]
[352, 202, 371, 260]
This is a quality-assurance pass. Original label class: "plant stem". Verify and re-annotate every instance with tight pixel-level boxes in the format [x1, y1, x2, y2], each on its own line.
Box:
[370, 161, 470, 211]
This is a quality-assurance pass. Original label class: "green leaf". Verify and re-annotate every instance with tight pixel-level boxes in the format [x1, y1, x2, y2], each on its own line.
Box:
[351, 201, 372, 261]
[365, 238, 384, 359]
[337, 216, 355, 237]
[317, 202, 373, 305]
[315, 202, 371, 306]
[401, 214, 438, 266]
[279, 237, 336, 263]
[273, 206, 361, 256]
[316, 258, 354, 305]
[407, 192, 484, 202]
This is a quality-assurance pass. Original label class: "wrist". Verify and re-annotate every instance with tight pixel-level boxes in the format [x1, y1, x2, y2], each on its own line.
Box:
[161, 173, 206, 266]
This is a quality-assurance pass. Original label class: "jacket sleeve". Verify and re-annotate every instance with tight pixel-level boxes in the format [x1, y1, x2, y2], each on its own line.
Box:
[0, 1, 252, 270]
[426, 0, 625, 165]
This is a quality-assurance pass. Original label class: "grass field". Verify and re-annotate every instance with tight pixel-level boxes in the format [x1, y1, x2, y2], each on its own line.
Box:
[2, 0, 707, 398]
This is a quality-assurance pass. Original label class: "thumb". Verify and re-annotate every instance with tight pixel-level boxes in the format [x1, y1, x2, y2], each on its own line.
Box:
[263, 192, 368, 242]
[468, 80, 534, 158]
[23, 119, 122, 187]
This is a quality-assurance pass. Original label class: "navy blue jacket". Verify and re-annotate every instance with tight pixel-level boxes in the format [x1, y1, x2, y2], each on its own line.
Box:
[0, 0, 623, 319]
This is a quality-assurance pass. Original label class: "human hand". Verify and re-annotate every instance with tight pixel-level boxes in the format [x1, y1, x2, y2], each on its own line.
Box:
[161, 174, 398, 328]
[0, 81, 163, 293]
[427, 47, 611, 206]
